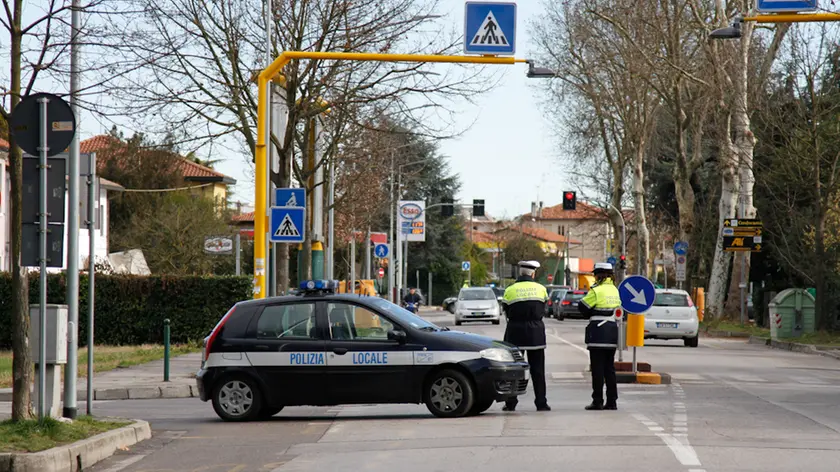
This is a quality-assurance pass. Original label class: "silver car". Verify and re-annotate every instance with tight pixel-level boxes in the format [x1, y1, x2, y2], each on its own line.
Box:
[455, 287, 501, 325]
[643, 289, 700, 347]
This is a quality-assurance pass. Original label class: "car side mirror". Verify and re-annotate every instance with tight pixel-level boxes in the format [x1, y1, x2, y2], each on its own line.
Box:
[387, 329, 407, 344]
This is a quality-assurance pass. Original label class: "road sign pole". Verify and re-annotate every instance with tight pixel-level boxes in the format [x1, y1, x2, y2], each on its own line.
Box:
[86, 152, 96, 416]
[37, 97, 49, 421]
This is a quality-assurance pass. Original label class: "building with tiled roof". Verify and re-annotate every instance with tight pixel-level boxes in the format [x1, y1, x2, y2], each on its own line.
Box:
[80, 135, 235, 204]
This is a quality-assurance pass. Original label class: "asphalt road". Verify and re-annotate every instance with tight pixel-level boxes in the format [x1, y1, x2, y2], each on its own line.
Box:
[88, 312, 840, 472]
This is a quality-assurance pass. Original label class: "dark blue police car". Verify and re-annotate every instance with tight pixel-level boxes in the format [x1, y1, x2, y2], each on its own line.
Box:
[197, 280, 530, 421]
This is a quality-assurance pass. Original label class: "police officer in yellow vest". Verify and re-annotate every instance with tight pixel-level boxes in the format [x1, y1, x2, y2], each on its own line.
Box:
[502, 260, 550, 412]
[579, 262, 621, 410]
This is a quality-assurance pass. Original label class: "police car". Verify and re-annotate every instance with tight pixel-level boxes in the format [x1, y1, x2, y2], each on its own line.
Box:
[196, 280, 530, 421]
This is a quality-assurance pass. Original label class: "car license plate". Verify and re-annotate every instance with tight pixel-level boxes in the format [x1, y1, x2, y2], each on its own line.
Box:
[471, 312, 485, 316]
[657, 322, 678, 328]
[572, 302, 578, 307]
[523, 369, 530, 380]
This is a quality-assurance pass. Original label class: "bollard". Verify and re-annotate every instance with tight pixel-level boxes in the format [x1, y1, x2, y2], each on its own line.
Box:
[696, 288, 705, 322]
[625, 313, 645, 373]
[163, 319, 171, 382]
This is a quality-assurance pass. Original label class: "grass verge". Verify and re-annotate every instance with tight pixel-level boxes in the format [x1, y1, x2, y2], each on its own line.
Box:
[702, 320, 840, 346]
[0, 416, 129, 453]
[0, 344, 201, 389]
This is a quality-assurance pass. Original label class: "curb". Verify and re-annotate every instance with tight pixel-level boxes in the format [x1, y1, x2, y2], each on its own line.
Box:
[0, 419, 151, 472]
[0, 383, 197, 403]
[748, 336, 840, 360]
[615, 372, 671, 385]
[705, 329, 751, 338]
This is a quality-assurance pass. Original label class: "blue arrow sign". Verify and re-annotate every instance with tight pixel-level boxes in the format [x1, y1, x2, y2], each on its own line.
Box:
[618, 275, 656, 314]
[464, 2, 516, 56]
[607, 256, 617, 266]
[269, 207, 305, 243]
[374, 243, 389, 259]
[462, 261, 471, 271]
[674, 241, 689, 256]
[274, 188, 305, 207]
[757, 0, 817, 12]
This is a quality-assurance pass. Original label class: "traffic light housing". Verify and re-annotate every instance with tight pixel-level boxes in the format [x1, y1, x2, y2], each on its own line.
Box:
[619, 254, 627, 270]
[563, 191, 576, 210]
[473, 199, 485, 217]
[441, 197, 454, 217]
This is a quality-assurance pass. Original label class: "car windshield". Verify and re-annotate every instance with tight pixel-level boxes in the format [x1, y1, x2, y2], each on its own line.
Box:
[459, 289, 496, 300]
[654, 293, 690, 307]
[367, 298, 441, 330]
[565, 292, 586, 301]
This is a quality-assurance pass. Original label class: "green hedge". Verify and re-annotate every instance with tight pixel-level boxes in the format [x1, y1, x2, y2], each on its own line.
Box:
[0, 273, 252, 348]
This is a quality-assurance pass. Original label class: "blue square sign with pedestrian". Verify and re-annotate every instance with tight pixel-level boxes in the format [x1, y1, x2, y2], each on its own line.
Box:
[464, 2, 516, 56]
[269, 207, 305, 243]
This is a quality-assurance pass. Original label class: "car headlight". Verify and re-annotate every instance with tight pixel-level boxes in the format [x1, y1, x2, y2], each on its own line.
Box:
[480, 348, 515, 363]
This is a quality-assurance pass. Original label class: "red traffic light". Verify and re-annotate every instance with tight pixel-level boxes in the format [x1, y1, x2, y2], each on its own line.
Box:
[620, 254, 626, 261]
[565, 192, 574, 200]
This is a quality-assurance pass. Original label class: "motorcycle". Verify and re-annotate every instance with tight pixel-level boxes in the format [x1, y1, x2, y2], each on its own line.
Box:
[403, 302, 419, 314]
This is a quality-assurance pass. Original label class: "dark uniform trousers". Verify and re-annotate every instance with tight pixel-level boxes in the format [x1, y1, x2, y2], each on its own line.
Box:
[590, 348, 617, 405]
[505, 348, 547, 409]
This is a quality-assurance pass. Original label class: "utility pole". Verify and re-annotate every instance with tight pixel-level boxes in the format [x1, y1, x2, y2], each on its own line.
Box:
[63, 0, 82, 419]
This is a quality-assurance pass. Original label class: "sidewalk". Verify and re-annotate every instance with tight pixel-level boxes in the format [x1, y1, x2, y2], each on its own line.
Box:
[0, 352, 201, 404]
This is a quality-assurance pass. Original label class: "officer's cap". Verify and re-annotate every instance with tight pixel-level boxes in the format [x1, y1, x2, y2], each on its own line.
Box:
[518, 260, 540, 270]
[594, 262, 614, 272]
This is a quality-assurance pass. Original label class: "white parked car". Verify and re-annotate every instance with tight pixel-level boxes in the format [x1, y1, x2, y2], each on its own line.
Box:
[644, 289, 699, 347]
[455, 287, 501, 325]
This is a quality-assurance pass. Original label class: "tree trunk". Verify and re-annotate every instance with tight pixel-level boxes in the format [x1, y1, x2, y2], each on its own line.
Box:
[707, 114, 738, 319]
[633, 143, 650, 278]
[8, 0, 32, 421]
[815, 209, 828, 330]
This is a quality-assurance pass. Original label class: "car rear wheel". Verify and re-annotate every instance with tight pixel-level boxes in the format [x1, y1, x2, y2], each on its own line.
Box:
[492, 320, 500, 325]
[424, 369, 475, 418]
[212, 376, 263, 422]
[455, 320, 462, 326]
[684, 335, 699, 348]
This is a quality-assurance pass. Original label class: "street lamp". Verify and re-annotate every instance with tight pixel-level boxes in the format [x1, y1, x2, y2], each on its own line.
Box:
[710, 16, 743, 39]
[526, 60, 557, 78]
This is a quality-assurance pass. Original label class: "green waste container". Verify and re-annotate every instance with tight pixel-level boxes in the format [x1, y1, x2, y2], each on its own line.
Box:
[768, 289, 816, 339]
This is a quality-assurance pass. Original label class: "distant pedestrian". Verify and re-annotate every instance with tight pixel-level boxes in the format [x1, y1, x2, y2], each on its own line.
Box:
[579, 263, 621, 411]
[502, 260, 550, 412]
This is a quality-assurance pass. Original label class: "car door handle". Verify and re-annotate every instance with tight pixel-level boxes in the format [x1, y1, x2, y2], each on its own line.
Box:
[332, 347, 348, 355]
[253, 344, 271, 351]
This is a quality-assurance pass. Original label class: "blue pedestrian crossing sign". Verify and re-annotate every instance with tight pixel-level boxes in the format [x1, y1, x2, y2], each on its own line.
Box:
[374, 243, 389, 259]
[275, 188, 305, 207]
[464, 2, 516, 56]
[269, 207, 305, 243]
[462, 261, 471, 271]
[618, 275, 656, 314]
[757, 0, 817, 12]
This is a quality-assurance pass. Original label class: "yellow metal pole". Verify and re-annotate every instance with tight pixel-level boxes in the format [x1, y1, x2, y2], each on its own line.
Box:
[253, 52, 527, 298]
[743, 13, 840, 23]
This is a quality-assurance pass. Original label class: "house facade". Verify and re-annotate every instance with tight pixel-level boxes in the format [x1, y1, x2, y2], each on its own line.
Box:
[0, 138, 123, 272]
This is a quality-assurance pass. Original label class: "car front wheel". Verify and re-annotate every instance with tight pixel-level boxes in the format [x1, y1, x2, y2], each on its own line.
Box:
[424, 369, 475, 418]
[212, 376, 263, 422]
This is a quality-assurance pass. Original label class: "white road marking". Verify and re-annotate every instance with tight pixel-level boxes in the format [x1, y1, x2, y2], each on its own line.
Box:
[729, 374, 767, 382]
[791, 376, 828, 385]
[671, 373, 705, 381]
[674, 427, 688, 432]
[551, 371, 584, 379]
[98, 454, 148, 472]
[655, 433, 702, 466]
[622, 391, 667, 395]
[642, 421, 658, 426]
[547, 331, 589, 356]
[674, 413, 688, 422]
[648, 426, 664, 432]
[633, 413, 652, 422]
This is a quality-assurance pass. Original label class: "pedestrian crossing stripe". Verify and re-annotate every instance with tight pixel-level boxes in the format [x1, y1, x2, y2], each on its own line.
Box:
[274, 213, 301, 238]
[469, 11, 509, 47]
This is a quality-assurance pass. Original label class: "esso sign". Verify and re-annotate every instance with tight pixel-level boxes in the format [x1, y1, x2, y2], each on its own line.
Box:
[614, 308, 623, 319]
[399, 203, 423, 220]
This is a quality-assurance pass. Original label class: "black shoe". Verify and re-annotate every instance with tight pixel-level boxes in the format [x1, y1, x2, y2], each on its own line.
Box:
[536, 404, 551, 412]
[502, 405, 516, 412]
[585, 402, 604, 411]
[604, 403, 617, 410]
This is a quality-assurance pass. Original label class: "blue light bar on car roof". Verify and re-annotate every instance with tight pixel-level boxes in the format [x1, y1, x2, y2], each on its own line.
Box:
[299, 280, 339, 292]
